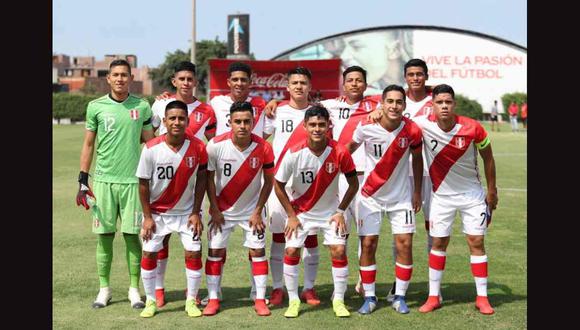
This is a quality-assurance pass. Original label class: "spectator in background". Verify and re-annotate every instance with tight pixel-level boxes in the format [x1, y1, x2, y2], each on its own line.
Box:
[490, 100, 499, 132]
[520, 102, 527, 129]
[508, 101, 519, 132]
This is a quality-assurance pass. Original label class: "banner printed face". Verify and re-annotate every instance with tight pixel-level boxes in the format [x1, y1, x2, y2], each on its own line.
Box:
[208, 59, 342, 102]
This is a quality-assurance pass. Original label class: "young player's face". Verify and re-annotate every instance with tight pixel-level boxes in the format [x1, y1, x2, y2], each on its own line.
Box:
[342, 71, 367, 101]
[432, 93, 456, 121]
[304, 116, 328, 143]
[172, 70, 197, 98]
[227, 71, 251, 100]
[405, 66, 427, 91]
[229, 110, 254, 139]
[163, 108, 189, 137]
[381, 90, 406, 121]
[287, 74, 311, 103]
[107, 65, 132, 95]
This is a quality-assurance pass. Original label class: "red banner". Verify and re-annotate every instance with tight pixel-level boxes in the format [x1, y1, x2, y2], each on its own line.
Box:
[208, 59, 342, 102]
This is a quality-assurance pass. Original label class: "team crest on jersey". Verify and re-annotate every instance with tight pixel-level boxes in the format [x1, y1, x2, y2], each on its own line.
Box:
[249, 157, 261, 169]
[455, 137, 466, 149]
[325, 162, 336, 174]
[194, 112, 203, 122]
[398, 137, 408, 148]
[185, 156, 195, 168]
[129, 109, 139, 120]
[93, 218, 100, 228]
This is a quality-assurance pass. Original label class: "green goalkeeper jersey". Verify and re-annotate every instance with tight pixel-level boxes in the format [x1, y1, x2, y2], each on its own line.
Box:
[85, 94, 153, 183]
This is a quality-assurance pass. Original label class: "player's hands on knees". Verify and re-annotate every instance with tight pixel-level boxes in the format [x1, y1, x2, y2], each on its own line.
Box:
[367, 109, 382, 123]
[249, 210, 265, 236]
[208, 210, 225, 236]
[330, 213, 347, 237]
[188, 213, 203, 240]
[141, 216, 156, 242]
[486, 189, 498, 210]
[412, 191, 422, 213]
[284, 216, 302, 239]
[264, 99, 279, 119]
[155, 91, 172, 101]
[76, 171, 95, 210]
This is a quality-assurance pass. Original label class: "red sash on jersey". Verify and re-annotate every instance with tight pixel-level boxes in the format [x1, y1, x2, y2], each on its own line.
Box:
[361, 125, 411, 198]
[291, 148, 339, 215]
[337, 98, 377, 146]
[429, 125, 475, 193]
[187, 103, 211, 136]
[273, 120, 308, 172]
[151, 139, 200, 213]
[217, 139, 265, 212]
[414, 100, 433, 117]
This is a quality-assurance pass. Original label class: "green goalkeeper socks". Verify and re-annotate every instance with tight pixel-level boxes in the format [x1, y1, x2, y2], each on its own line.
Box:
[123, 233, 142, 288]
[96, 234, 115, 288]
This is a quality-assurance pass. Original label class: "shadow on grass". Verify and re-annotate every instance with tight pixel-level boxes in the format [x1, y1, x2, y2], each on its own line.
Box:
[153, 281, 524, 315]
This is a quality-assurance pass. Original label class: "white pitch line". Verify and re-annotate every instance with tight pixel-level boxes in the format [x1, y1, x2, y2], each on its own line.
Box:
[498, 187, 527, 192]
[493, 153, 527, 156]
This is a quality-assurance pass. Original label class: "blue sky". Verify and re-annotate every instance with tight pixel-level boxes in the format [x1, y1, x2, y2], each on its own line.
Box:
[53, 0, 527, 68]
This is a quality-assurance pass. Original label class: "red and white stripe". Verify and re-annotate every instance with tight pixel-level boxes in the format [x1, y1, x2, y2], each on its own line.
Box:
[210, 94, 267, 136]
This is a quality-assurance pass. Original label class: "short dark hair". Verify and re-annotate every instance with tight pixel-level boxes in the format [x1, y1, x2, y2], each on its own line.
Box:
[342, 65, 367, 83]
[404, 58, 428, 78]
[382, 84, 406, 101]
[109, 59, 131, 74]
[174, 61, 196, 75]
[304, 104, 329, 122]
[432, 84, 455, 99]
[165, 100, 188, 116]
[228, 62, 252, 77]
[230, 101, 254, 116]
[287, 66, 312, 80]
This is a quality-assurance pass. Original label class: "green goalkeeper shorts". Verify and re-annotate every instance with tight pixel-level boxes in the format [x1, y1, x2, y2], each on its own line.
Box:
[91, 181, 142, 234]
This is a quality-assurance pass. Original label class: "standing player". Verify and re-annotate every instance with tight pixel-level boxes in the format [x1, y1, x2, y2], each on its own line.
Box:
[136, 100, 207, 318]
[346, 85, 423, 314]
[76, 59, 153, 309]
[210, 62, 267, 136]
[263, 67, 322, 306]
[149, 61, 216, 307]
[202, 101, 275, 316]
[275, 105, 359, 318]
[414, 84, 498, 315]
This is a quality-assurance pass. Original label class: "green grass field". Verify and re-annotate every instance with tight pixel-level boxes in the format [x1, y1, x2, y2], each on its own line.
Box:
[53, 122, 526, 329]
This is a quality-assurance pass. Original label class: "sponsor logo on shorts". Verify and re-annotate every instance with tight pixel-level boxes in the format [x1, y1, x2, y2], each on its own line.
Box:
[398, 137, 408, 148]
[129, 109, 139, 120]
[325, 162, 336, 174]
[185, 156, 195, 168]
[94, 218, 100, 228]
[455, 136, 466, 149]
[249, 157, 260, 169]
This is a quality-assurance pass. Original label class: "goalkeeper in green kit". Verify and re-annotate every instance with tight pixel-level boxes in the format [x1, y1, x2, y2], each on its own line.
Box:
[76, 59, 155, 309]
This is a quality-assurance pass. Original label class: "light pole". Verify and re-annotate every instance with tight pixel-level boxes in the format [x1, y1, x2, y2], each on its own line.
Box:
[191, 0, 196, 64]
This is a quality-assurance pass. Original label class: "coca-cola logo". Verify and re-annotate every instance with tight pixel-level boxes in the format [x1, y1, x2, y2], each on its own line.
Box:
[250, 73, 288, 88]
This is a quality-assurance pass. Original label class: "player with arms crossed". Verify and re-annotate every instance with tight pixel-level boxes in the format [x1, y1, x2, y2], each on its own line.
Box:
[346, 85, 423, 315]
[149, 61, 216, 307]
[275, 105, 359, 318]
[77, 59, 153, 310]
[414, 84, 498, 315]
[136, 100, 207, 318]
[202, 101, 275, 316]
[262, 67, 323, 306]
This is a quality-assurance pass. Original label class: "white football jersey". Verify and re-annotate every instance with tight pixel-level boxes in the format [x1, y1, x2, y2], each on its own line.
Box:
[353, 117, 423, 206]
[210, 94, 266, 136]
[207, 132, 275, 220]
[275, 139, 356, 221]
[414, 114, 489, 195]
[321, 95, 380, 171]
[263, 102, 312, 165]
[404, 92, 433, 119]
[136, 135, 208, 215]
[152, 97, 216, 140]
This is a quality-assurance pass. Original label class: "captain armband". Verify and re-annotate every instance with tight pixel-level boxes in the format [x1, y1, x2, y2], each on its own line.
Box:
[476, 136, 491, 150]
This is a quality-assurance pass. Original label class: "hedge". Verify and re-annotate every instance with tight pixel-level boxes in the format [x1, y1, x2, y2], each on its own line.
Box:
[454, 94, 483, 120]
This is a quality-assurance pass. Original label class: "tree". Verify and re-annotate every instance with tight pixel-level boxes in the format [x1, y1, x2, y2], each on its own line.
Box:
[500, 92, 527, 120]
[454, 94, 484, 120]
[149, 37, 228, 97]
